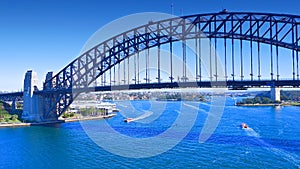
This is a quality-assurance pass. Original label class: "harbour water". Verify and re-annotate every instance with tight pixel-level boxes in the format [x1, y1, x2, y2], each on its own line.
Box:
[0, 98, 300, 168]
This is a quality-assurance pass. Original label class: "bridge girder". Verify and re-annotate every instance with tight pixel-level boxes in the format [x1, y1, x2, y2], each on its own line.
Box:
[0, 92, 23, 102]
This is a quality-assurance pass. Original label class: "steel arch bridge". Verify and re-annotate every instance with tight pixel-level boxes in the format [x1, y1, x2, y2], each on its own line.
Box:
[20, 11, 300, 120]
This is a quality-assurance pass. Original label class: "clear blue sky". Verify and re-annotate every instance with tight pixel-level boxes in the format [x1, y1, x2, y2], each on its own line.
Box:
[1, 0, 300, 91]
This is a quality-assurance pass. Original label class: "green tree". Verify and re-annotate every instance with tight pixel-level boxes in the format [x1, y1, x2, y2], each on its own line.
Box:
[62, 113, 69, 118]
[262, 97, 271, 104]
[70, 113, 75, 117]
[254, 97, 262, 104]
[11, 114, 18, 121]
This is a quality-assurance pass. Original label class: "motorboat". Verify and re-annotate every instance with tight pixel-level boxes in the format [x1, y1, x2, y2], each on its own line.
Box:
[124, 118, 133, 123]
[241, 123, 248, 129]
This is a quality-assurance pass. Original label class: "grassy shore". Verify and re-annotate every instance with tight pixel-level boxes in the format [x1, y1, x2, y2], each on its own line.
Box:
[0, 114, 116, 128]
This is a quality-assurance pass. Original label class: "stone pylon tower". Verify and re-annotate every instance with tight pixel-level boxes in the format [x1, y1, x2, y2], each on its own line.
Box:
[22, 70, 40, 121]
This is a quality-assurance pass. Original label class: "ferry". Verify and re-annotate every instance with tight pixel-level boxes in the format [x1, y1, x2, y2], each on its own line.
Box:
[124, 118, 133, 123]
[241, 123, 248, 129]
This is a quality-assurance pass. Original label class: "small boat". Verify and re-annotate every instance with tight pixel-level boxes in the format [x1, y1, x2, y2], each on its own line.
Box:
[241, 123, 248, 129]
[124, 118, 133, 123]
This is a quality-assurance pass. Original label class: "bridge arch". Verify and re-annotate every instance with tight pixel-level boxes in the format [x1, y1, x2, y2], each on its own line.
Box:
[42, 11, 300, 119]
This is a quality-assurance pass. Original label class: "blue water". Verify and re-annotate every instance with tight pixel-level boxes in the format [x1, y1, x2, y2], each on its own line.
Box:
[0, 98, 300, 168]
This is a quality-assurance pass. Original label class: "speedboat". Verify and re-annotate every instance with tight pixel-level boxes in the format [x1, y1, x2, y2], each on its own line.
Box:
[124, 118, 133, 123]
[241, 123, 248, 129]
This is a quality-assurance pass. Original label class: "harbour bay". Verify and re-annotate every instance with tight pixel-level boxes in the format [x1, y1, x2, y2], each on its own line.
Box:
[0, 99, 299, 168]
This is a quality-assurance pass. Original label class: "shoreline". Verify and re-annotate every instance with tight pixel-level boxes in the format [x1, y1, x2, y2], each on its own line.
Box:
[0, 123, 31, 128]
[236, 103, 279, 107]
[236, 103, 300, 107]
[0, 114, 116, 129]
[62, 114, 116, 122]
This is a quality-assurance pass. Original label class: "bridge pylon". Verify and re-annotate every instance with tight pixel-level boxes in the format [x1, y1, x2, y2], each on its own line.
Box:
[21, 70, 58, 122]
[22, 70, 42, 122]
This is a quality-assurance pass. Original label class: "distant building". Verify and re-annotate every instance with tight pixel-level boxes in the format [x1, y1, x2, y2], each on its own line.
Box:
[69, 101, 118, 116]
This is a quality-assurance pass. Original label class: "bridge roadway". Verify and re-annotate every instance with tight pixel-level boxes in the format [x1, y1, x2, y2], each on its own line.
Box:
[1, 80, 299, 100]
[92, 80, 300, 91]
[0, 92, 23, 101]
[36, 80, 300, 95]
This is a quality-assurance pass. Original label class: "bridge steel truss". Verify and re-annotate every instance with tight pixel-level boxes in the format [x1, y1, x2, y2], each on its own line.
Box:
[41, 11, 300, 119]
[0, 92, 23, 102]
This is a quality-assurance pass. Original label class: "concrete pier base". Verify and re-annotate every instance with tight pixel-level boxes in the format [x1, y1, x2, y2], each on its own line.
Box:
[271, 87, 281, 102]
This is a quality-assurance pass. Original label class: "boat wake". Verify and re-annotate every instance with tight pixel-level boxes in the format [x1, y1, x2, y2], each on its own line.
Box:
[125, 111, 153, 123]
[245, 128, 300, 167]
[134, 111, 153, 121]
[244, 127, 260, 138]
[182, 103, 208, 114]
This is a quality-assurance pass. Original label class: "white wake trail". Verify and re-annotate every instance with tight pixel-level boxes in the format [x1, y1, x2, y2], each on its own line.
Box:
[131, 111, 153, 122]
[244, 127, 300, 168]
[182, 103, 208, 114]
[244, 127, 260, 137]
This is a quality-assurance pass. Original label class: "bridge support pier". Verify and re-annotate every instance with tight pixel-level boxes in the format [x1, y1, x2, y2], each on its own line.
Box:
[271, 86, 281, 102]
[22, 70, 44, 122]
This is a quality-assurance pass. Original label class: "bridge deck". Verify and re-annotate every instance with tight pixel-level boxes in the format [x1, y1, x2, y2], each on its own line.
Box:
[36, 80, 300, 94]
[0, 92, 23, 101]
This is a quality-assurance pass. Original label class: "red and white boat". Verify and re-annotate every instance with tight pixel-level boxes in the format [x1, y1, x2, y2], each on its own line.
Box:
[241, 123, 248, 129]
[124, 118, 133, 123]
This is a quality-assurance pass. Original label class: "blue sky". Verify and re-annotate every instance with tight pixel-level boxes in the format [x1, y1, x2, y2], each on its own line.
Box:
[1, 0, 300, 91]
